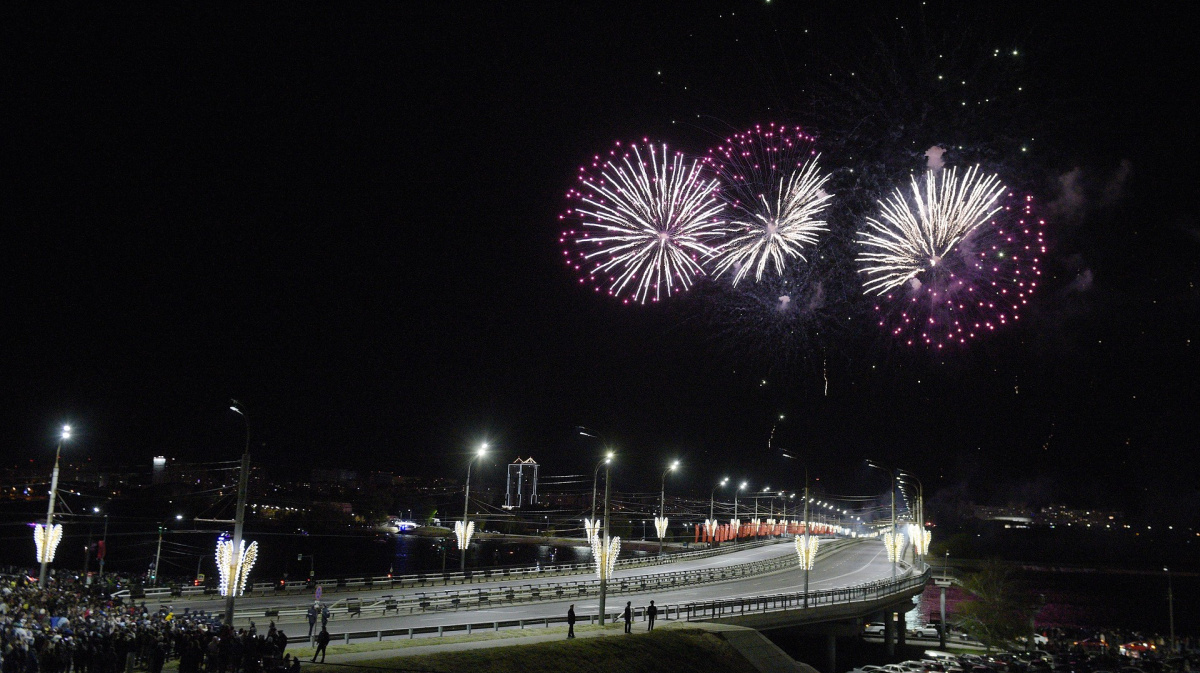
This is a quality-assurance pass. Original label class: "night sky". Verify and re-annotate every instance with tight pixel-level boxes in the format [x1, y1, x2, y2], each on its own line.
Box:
[6, 3, 1196, 521]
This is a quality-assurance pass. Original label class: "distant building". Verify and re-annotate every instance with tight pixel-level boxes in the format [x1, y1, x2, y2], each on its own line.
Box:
[311, 468, 359, 484]
[152, 456, 167, 485]
[505, 457, 539, 508]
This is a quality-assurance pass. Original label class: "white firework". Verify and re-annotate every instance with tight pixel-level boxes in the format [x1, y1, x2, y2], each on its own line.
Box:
[857, 166, 1006, 295]
[573, 142, 725, 303]
[712, 158, 832, 285]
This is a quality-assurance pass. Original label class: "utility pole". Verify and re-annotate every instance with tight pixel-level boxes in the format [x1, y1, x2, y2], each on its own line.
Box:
[225, 401, 252, 626]
[598, 457, 612, 625]
[39, 425, 71, 588]
[98, 514, 109, 579]
[868, 461, 897, 578]
[1166, 567, 1176, 654]
[461, 444, 487, 571]
[658, 460, 678, 556]
[152, 525, 164, 586]
[82, 519, 94, 582]
[803, 469, 810, 608]
[939, 550, 950, 649]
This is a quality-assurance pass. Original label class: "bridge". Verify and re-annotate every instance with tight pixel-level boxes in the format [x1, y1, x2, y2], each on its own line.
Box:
[146, 536, 929, 670]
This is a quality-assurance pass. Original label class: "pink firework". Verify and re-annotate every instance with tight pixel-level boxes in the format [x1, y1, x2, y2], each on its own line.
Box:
[559, 139, 725, 304]
[865, 185, 1046, 349]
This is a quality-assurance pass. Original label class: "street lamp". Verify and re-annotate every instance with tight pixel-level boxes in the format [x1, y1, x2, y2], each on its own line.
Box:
[224, 401, 252, 626]
[586, 451, 614, 542]
[597, 452, 615, 625]
[459, 442, 488, 571]
[656, 459, 680, 555]
[578, 428, 613, 543]
[36, 425, 71, 587]
[732, 481, 747, 540]
[708, 477, 728, 546]
[867, 460, 898, 578]
[899, 471, 927, 561]
[1165, 566, 1176, 654]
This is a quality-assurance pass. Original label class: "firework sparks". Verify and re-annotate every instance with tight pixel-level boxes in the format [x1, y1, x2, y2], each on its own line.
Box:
[857, 168, 1046, 348]
[705, 124, 832, 285]
[857, 166, 1006, 296]
[560, 141, 725, 304]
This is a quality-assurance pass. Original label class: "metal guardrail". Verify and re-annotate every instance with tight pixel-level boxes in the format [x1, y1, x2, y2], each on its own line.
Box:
[681, 563, 929, 621]
[113, 535, 795, 603]
[242, 538, 852, 624]
[282, 553, 928, 647]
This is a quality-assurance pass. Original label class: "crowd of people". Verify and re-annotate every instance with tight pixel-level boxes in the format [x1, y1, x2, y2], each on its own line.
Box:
[1, 574, 303, 673]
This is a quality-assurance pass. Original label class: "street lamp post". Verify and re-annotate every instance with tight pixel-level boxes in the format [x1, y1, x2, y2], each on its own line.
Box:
[733, 481, 747, 540]
[1165, 566, 1176, 654]
[598, 455, 613, 625]
[868, 460, 897, 578]
[900, 470, 925, 563]
[591, 452, 614, 522]
[225, 402, 252, 626]
[577, 428, 611, 522]
[709, 478, 728, 546]
[38, 425, 71, 588]
[657, 460, 679, 555]
[461, 443, 488, 571]
[939, 549, 950, 649]
[98, 513, 109, 580]
[802, 470, 813, 606]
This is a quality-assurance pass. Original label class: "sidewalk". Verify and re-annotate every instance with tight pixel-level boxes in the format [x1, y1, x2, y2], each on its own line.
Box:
[296, 620, 817, 673]
[299, 622, 632, 664]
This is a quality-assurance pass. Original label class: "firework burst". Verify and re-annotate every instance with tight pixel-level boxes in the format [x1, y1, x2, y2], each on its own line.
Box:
[560, 141, 725, 304]
[705, 124, 832, 285]
[858, 166, 1006, 296]
[857, 167, 1045, 348]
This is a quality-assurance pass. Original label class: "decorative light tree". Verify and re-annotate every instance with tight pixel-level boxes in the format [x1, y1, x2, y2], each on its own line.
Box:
[884, 530, 906, 563]
[454, 520, 475, 551]
[592, 534, 620, 580]
[34, 523, 64, 565]
[795, 533, 819, 569]
[583, 518, 600, 544]
[216, 536, 259, 597]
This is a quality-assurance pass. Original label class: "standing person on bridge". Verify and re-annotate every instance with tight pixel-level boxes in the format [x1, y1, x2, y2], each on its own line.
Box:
[623, 602, 632, 633]
[307, 604, 318, 637]
[567, 605, 576, 639]
[312, 627, 330, 663]
[647, 600, 657, 631]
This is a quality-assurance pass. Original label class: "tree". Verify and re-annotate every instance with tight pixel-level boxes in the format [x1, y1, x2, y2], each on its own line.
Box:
[953, 561, 1035, 652]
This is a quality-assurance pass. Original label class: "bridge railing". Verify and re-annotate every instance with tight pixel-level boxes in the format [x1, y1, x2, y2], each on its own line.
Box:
[681, 563, 931, 622]
[237, 538, 854, 624]
[281, 553, 928, 647]
[114, 535, 799, 603]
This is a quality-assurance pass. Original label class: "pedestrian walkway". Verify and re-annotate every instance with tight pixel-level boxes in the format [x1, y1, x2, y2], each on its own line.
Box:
[290, 620, 817, 673]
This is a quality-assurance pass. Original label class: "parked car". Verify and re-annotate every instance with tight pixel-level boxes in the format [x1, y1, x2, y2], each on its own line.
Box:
[864, 622, 886, 635]
[914, 625, 941, 638]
